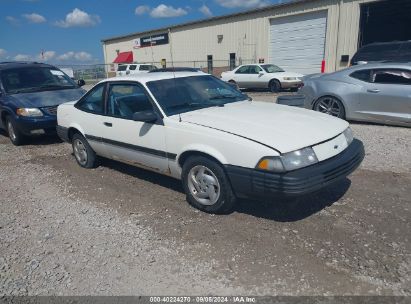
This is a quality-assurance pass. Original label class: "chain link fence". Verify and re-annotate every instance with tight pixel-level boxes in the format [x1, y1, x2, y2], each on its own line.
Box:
[57, 59, 255, 84]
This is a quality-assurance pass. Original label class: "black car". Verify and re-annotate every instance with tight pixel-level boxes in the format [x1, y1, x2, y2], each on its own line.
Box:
[351, 40, 411, 65]
[0, 61, 86, 145]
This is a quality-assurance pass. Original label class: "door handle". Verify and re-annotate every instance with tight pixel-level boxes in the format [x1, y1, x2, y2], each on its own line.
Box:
[367, 89, 380, 93]
[103, 122, 112, 127]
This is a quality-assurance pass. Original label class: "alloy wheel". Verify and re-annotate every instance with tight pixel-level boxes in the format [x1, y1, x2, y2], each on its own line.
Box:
[315, 97, 343, 118]
[187, 165, 221, 206]
[73, 139, 88, 166]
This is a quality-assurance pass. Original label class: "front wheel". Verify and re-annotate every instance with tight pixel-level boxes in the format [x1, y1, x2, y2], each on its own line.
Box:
[314, 96, 346, 119]
[269, 79, 281, 93]
[6, 116, 25, 146]
[182, 156, 236, 214]
[71, 133, 98, 168]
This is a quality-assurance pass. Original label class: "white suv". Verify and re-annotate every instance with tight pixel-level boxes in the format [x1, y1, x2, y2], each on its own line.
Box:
[57, 72, 364, 214]
[116, 64, 157, 77]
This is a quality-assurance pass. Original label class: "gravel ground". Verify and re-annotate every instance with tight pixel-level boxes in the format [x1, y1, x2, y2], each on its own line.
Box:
[0, 109, 410, 296]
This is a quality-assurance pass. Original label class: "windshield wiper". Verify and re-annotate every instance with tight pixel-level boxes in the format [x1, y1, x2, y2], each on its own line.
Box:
[39, 84, 75, 90]
[209, 95, 238, 100]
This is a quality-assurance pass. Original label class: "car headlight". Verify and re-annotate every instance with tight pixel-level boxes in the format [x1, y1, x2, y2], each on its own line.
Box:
[343, 127, 353, 145]
[257, 147, 318, 173]
[283, 77, 297, 81]
[16, 108, 43, 117]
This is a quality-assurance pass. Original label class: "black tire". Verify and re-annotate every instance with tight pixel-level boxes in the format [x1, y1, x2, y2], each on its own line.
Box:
[269, 79, 281, 93]
[5, 116, 25, 146]
[71, 133, 98, 168]
[314, 96, 346, 119]
[182, 156, 236, 214]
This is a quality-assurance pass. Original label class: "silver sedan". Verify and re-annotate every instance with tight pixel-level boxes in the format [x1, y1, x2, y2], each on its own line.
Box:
[300, 63, 411, 127]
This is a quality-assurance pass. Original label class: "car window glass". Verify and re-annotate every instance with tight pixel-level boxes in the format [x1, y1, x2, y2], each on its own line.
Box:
[372, 69, 411, 85]
[139, 65, 150, 71]
[76, 84, 105, 114]
[108, 83, 153, 119]
[129, 65, 137, 71]
[249, 65, 262, 74]
[350, 70, 371, 82]
[235, 66, 249, 74]
[0, 67, 76, 94]
[117, 65, 127, 71]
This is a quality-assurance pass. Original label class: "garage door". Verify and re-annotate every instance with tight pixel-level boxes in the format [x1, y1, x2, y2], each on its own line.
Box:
[269, 11, 327, 75]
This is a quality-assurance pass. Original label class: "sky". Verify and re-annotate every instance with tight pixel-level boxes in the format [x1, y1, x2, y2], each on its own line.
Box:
[0, 0, 279, 65]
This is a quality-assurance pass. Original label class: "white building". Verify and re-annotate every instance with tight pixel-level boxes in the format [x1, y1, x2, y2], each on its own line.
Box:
[102, 0, 410, 76]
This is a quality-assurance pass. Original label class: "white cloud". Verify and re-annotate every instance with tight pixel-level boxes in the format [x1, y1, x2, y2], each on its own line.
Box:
[55, 8, 101, 28]
[38, 50, 56, 61]
[0, 49, 7, 58]
[135, 5, 150, 15]
[6, 16, 20, 26]
[14, 54, 32, 61]
[74, 51, 92, 61]
[22, 13, 46, 23]
[150, 4, 187, 18]
[199, 5, 213, 17]
[57, 51, 92, 62]
[215, 0, 271, 8]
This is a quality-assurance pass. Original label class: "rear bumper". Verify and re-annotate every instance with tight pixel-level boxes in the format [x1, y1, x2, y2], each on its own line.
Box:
[225, 139, 364, 199]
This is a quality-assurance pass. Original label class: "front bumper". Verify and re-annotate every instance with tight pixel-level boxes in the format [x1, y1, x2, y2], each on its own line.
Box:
[280, 80, 302, 89]
[225, 139, 364, 199]
[14, 116, 57, 136]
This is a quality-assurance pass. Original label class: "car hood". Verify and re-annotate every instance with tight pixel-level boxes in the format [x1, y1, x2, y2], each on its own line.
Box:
[7, 88, 86, 108]
[179, 101, 348, 154]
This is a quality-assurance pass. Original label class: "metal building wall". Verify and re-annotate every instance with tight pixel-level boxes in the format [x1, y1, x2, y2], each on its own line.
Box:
[103, 0, 379, 73]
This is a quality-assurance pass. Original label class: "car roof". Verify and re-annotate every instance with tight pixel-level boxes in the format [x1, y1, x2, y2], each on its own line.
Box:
[101, 71, 208, 84]
[335, 62, 411, 75]
[0, 61, 56, 71]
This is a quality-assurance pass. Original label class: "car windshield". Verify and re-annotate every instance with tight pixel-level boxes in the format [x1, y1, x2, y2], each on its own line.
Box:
[261, 64, 284, 73]
[1, 67, 77, 94]
[117, 65, 127, 71]
[146, 75, 248, 116]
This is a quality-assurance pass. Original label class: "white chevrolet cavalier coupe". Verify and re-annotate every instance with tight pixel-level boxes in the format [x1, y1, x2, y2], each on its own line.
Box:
[57, 71, 364, 214]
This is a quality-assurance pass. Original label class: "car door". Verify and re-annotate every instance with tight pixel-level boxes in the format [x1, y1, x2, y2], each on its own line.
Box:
[74, 83, 110, 157]
[358, 68, 411, 124]
[232, 66, 251, 88]
[247, 65, 266, 88]
[101, 81, 169, 173]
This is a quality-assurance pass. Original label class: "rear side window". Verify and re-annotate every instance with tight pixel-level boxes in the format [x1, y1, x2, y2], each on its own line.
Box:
[372, 69, 411, 85]
[129, 65, 137, 71]
[76, 84, 105, 114]
[117, 65, 127, 71]
[350, 69, 371, 82]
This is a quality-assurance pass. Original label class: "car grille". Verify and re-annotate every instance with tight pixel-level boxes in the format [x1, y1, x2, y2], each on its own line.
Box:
[42, 106, 58, 116]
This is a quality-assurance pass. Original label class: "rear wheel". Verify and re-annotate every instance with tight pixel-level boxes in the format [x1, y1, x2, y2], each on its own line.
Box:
[182, 156, 236, 214]
[71, 133, 98, 168]
[6, 116, 25, 146]
[314, 96, 346, 119]
[269, 79, 281, 93]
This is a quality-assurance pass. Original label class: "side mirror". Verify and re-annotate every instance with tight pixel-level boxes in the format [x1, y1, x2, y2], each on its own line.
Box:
[259, 72, 264, 76]
[132, 110, 158, 123]
[77, 79, 86, 87]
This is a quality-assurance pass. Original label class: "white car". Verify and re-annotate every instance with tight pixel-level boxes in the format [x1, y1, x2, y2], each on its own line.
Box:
[116, 63, 157, 77]
[57, 71, 364, 213]
[221, 64, 304, 92]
